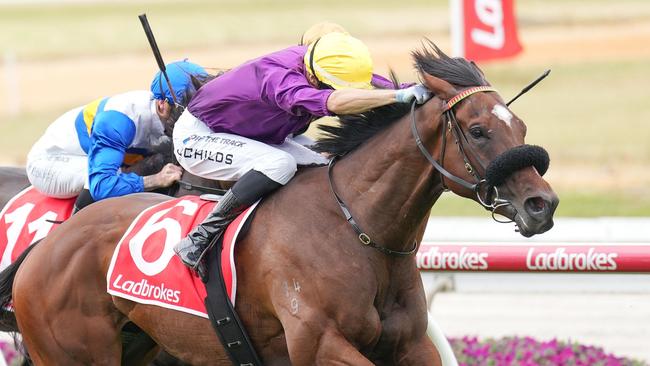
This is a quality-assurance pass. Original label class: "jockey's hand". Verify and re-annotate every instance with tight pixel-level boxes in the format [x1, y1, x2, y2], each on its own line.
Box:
[143, 163, 183, 190]
[395, 84, 432, 104]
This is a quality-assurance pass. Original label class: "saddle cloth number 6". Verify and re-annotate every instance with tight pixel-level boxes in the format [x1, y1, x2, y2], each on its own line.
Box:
[128, 199, 199, 276]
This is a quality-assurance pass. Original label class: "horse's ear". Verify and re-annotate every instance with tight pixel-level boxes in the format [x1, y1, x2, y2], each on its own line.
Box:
[420, 72, 458, 100]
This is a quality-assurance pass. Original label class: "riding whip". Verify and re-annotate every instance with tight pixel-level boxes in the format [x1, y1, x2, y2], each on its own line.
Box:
[138, 13, 179, 105]
[506, 69, 550, 106]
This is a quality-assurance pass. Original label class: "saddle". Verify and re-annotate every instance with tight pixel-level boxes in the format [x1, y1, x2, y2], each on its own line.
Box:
[106, 195, 262, 365]
[1, 188, 260, 364]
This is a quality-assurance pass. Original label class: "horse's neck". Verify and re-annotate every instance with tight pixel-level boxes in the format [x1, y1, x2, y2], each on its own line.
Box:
[332, 101, 446, 251]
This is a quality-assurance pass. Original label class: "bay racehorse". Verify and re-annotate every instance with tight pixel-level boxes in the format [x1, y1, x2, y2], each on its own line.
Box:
[0, 43, 558, 365]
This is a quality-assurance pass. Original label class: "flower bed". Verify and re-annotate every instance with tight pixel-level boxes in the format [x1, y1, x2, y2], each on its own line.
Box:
[0, 340, 21, 366]
[449, 336, 647, 366]
[0, 336, 647, 365]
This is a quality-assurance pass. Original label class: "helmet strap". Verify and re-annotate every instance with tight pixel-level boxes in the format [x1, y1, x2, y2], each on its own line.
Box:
[308, 38, 334, 90]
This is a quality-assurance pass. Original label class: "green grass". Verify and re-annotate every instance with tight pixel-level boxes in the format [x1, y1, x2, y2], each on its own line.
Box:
[0, 0, 446, 61]
[317, 56, 650, 217]
[481, 60, 650, 166]
[2, 0, 650, 61]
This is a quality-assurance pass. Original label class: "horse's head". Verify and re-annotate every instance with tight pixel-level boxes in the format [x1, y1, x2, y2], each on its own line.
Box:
[414, 44, 558, 237]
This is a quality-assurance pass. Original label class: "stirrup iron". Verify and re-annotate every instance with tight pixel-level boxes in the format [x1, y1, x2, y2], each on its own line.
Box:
[190, 237, 219, 271]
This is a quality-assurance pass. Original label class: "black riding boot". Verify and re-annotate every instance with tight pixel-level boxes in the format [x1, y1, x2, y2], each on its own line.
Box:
[173, 170, 281, 271]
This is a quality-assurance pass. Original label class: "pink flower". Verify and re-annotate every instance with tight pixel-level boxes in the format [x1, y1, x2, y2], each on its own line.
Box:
[448, 336, 644, 366]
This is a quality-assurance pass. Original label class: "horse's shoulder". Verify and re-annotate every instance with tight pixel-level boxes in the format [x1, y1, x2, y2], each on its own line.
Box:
[278, 165, 328, 197]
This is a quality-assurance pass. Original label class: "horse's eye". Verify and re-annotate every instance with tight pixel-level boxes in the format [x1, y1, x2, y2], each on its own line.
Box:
[469, 126, 484, 139]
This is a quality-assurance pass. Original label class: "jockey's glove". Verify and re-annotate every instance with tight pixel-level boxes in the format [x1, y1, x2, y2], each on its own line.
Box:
[395, 84, 432, 104]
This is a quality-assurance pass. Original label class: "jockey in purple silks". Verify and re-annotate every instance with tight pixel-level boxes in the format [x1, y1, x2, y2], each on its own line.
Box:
[172, 32, 431, 272]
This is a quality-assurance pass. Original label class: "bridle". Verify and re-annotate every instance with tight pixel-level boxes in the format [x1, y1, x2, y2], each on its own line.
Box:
[410, 86, 513, 222]
[327, 86, 506, 258]
[409, 68, 553, 223]
[328, 70, 551, 257]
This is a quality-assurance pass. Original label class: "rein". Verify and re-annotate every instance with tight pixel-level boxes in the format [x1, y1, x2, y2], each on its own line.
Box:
[326, 73, 550, 255]
[326, 87, 509, 256]
[177, 180, 227, 195]
[327, 156, 418, 257]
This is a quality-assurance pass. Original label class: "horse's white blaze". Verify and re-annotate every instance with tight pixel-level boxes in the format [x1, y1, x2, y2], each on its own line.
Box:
[491, 104, 513, 128]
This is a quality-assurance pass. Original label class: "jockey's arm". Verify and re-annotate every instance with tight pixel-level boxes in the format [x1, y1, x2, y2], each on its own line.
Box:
[87, 111, 179, 201]
[326, 88, 397, 115]
[142, 164, 182, 190]
[327, 83, 430, 115]
[370, 73, 414, 90]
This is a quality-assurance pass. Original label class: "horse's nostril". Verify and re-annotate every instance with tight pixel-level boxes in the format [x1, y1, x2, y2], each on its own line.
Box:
[525, 196, 546, 215]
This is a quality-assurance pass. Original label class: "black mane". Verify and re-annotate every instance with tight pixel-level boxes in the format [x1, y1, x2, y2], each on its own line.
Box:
[414, 41, 488, 88]
[314, 40, 488, 156]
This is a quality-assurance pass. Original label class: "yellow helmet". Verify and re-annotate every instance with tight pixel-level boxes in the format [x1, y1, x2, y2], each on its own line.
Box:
[304, 32, 373, 90]
[300, 21, 350, 46]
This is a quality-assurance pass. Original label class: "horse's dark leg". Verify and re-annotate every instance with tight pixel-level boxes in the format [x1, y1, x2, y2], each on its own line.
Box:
[398, 336, 442, 366]
[112, 297, 229, 365]
[149, 350, 193, 366]
[121, 322, 160, 366]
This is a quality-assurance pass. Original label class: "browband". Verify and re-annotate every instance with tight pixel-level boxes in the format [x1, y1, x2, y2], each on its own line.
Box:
[445, 86, 497, 111]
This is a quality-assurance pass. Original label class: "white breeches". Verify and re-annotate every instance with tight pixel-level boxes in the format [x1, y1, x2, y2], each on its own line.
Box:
[173, 110, 328, 185]
[26, 108, 88, 198]
[26, 153, 87, 198]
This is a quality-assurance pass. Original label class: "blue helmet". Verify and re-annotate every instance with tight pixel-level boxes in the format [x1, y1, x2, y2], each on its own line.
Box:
[151, 60, 207, 105]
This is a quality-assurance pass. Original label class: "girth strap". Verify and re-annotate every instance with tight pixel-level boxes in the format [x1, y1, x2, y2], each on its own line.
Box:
[204, 236, 262, 366]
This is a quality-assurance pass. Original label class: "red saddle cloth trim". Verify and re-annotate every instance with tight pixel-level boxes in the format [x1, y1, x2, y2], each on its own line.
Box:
[0, 186, 75, 271]
[107, 195, 258, 318]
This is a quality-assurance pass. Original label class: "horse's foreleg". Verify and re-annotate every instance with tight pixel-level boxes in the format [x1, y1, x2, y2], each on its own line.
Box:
[316, 330, 376, 365]
[397, 335, 442, 366]
[285, 326, 374, 366]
